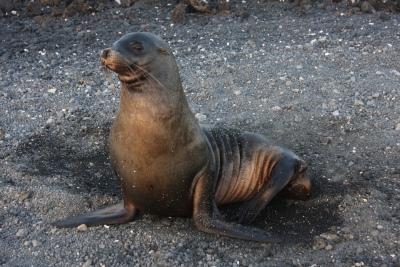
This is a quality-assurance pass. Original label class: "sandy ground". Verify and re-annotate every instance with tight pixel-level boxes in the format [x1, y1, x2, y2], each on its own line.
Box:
[1, 1, 399, 266]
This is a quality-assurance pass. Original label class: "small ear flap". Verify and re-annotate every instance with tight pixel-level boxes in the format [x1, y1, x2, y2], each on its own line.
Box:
[158, 47, 169, 55]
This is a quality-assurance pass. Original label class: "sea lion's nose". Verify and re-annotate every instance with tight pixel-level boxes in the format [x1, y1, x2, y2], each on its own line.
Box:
[100, 48, 110, 59]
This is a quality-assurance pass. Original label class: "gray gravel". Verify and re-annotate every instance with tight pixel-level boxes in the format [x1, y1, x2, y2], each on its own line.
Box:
[1, 1, 399, 266]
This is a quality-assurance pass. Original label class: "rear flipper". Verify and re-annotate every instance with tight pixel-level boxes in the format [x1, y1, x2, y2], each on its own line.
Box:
[52, 202, 137, 228]
[278, 164, 311, 201]
[230, 157, 310, 225]
[193, 169, 282, 243]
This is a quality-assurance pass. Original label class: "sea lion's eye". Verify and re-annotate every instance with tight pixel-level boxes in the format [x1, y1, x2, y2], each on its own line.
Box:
[131, 43, 144, 52]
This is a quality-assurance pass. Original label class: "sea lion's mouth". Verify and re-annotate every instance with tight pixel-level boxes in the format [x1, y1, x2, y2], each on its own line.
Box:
[100, 50, 139, 75]
[119, 72, 148, 87]
[101, 60, 137, 75]
[101, 60, 147, 86]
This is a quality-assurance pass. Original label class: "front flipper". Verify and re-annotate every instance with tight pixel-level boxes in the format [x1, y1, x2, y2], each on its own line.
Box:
[192, 170, 281, 243]
[52, 202, 137, 228]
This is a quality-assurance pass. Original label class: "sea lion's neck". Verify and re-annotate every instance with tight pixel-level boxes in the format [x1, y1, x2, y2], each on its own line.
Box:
[117, 81, 196, 133]
[111, 80, 202, 161]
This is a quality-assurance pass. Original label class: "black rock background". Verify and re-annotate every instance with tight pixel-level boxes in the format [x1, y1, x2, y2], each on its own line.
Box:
[0, 0, 399, 266]
[0, 0, 399, 19]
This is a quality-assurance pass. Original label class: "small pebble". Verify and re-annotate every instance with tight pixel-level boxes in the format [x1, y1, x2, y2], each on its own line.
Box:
[32, 240, 41, 247]
[271, 106, 281, 112]
[324, 244, 333, 251]
[354, 99, 364, 106]
[19, 192, 31, 201]
[376, 225, 383, 230]
[361, 1, 375, 13]
[313, 238, 326, 250]
[294, 115, 303, 123]
[16, 229, 29, 237]
[195, 113, 207, 122]
[99, 243, 105, 249]
[82, 259, 93, 267]
[77, 224, 88, 232]
[390, 69, 400, 77]
[318, 36, 327, 43]
[46, 117, 54, 125]
[328, 99, 337, 108]
[372, 93, 380, 98]
[319, 136, 333, 144]
[371, 230, 379, 237]
[320, 232, 341, 243]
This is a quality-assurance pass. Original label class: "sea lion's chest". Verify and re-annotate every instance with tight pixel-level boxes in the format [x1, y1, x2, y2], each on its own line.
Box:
[122, 169, 194, 217]
[109, 113, 208, 217]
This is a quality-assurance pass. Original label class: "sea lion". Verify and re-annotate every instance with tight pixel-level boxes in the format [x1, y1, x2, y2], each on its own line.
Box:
[52, 32, 311, 243]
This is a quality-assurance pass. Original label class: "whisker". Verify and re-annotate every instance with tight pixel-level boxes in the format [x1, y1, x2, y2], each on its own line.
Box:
[101, 65, 117, 91]
[119, 58, 171, 96]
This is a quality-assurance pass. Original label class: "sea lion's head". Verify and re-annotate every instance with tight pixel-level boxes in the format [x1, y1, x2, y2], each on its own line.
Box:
[100, 32, 180, 93]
